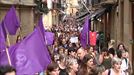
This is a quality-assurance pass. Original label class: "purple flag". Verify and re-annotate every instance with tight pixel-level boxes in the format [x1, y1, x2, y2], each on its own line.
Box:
[38, 16, 45, 33]
[0, 22, 8, 66]
[38, 16, 54, 45]
[2, 6, 20, 35]
[0, 22, 7, 51]
[80, 16, 91, 48]
[45, 32, 54, 45]
[0, 49, 8, 65]
[0, 28, 51, 74]
[0, 43, 18, 66]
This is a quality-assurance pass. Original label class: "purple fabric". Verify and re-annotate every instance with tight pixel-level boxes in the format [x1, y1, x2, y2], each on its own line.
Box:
[0, 28, 51, 74]
[0, 44, 18, 66]
[38, 16, 54, 45]
[80, 16, 91, 48]
[38, 16, 45, 33]
[2, 6, 20, 35]
[45, 32, 54, 45]
[0, 22, 6, 52]
[0, 50, 8, 66]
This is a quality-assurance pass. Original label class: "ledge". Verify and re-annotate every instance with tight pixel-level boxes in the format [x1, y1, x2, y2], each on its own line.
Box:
[100, 0, 117, 6]
[0, 1, 36, 6]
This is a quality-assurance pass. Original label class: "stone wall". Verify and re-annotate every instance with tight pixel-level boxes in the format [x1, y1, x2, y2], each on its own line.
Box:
[0, 4, 35, 45]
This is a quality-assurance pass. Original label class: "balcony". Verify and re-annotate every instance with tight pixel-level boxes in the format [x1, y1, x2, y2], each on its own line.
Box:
[100, 0, 117, 6]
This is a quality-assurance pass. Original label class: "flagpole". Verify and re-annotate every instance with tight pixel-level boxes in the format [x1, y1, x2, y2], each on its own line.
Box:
[6, 34, 12, 66]
[3, 22, 12, 66]
[5, 48, 12, 65]
[87, 16, 89, 47]
[86, 31, 89, 46]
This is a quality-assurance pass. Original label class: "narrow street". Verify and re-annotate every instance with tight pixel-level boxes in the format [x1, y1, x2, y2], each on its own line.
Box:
[0, 0, 134, 75]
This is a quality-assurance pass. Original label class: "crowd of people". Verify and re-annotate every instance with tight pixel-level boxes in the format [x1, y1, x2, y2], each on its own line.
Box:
[0, 19, 133, 75]
[46, 19, 133, 75]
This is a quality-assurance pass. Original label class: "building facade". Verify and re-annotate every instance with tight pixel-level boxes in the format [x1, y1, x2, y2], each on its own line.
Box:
[0, 0, 37, 45]
[0, 1, 133, 72]
[77, 0, 134, 73]
[91, 0, 134, 73]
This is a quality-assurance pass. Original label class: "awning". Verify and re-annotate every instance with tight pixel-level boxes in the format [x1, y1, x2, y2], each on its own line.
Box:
[76, 11, 90, 20]
[76, 12, 90, 21]
[91, 8, 106, 19]
[76, 7, 106, 21]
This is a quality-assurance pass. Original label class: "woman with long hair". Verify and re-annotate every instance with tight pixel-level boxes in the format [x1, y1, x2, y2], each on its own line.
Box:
[77, 54, 95, 75]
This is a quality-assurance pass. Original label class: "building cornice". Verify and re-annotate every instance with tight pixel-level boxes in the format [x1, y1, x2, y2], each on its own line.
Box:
[0, 0, 36, 7]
